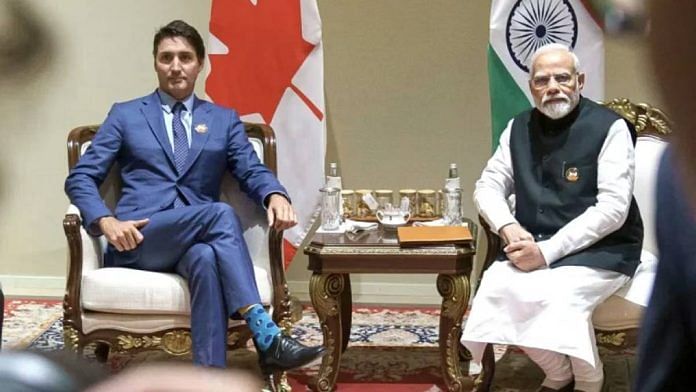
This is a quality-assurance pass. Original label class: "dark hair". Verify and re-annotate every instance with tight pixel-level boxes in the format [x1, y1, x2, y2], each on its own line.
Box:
[153, 20, 205, 62]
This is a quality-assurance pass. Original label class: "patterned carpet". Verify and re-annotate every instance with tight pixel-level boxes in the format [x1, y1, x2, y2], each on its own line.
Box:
[3, 299, 634, 391]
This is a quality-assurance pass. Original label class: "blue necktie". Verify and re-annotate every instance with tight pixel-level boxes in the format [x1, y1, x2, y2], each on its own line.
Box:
[172, 102, 189, 207]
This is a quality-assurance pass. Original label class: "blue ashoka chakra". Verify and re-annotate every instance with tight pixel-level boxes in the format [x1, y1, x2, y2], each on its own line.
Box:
[506, 0, 578, 73]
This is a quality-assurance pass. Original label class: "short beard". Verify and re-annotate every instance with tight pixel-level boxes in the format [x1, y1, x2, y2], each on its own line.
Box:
[539, 89, 580, 120]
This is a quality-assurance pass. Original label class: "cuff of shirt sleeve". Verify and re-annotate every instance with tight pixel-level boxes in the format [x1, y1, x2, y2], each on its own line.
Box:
[86, 214, 111, 237]
[494, 219, 519, 235]
[263, 191, 291, 209]
[537, 239, 563, 266]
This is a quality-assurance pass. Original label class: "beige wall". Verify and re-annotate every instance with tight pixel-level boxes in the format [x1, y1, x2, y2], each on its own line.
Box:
[1, 1, 662, 301]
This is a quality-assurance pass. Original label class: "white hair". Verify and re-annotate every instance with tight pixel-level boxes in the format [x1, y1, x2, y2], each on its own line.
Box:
[528, 43, 581, 77]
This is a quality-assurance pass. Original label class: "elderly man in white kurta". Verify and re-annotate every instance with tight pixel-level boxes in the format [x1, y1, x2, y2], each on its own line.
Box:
[461, 44, 643, 392]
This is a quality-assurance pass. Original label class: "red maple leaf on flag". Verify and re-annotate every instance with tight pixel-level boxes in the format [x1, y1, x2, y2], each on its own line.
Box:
[207, 0, 319, 123]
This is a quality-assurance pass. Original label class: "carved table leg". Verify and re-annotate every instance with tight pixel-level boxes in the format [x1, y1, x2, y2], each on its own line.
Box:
[340, 274, 352, 353]
[309, 273, 346, 392]
[437, 273, 473, 392]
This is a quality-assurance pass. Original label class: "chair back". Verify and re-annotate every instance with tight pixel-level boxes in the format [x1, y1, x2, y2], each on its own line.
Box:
[603, 99, 672, 256]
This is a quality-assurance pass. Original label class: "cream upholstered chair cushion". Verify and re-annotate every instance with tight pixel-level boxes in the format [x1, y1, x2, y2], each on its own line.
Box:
[81, 267, 272, 315]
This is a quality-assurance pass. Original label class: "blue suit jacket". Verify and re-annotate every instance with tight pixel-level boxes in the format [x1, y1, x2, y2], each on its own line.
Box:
[65, 91, 287, 233]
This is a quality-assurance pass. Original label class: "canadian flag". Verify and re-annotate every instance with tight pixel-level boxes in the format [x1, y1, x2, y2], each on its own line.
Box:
[206, 0, 326, 267]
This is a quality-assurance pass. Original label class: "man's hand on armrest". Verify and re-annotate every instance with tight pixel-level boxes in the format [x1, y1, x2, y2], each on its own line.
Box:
[266, 194, 297, 231]
[98, 216, 149, 252]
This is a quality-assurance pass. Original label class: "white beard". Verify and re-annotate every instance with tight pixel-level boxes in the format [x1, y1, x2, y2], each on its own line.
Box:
[539, 89, 580, 119]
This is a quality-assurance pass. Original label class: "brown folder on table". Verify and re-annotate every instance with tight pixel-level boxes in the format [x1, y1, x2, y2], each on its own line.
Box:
[397, 226, 473, 247]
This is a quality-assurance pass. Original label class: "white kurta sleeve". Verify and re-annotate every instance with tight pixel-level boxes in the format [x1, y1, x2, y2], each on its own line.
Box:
[537, 119, 635, 265]
[474, 119, 518, 233]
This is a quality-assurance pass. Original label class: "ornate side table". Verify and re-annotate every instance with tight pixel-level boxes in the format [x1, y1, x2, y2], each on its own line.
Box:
[304, 229, 476, 391]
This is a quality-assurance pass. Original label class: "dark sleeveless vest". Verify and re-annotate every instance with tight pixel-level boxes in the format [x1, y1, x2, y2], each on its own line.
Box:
[507, 97, 643, 276]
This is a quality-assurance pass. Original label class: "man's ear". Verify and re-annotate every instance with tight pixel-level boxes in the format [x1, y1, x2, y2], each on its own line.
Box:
[577, 72, 586, 90]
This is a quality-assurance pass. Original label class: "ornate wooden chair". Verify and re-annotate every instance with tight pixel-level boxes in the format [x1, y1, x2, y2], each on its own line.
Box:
[473, 98, 671, 391]
[63, 123, 293, 390]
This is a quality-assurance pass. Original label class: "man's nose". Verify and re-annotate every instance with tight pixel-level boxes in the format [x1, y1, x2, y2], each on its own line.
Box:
[171, 58, 182, 71]
[545, 80, 560, 94]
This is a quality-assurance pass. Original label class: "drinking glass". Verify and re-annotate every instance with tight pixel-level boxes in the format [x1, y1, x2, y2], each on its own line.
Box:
[320, 187, 341, 230]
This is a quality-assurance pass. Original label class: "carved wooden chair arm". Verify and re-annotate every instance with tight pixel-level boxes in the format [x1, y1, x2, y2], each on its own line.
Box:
[63, 213, 84, 332]
[267, 228, 292, 331]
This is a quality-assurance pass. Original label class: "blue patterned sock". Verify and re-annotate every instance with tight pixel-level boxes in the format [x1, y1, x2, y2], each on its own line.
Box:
[243, 304, 281, 351]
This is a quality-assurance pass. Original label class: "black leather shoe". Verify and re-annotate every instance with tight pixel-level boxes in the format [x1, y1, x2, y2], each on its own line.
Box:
[258, 334, 326, 375]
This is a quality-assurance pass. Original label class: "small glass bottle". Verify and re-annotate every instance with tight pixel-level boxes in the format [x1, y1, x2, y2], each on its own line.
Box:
[326, 162, 342, 189]
[442, 163, 461, 220]
[445, 163, 461, 190]
[448, 163, 458, 178]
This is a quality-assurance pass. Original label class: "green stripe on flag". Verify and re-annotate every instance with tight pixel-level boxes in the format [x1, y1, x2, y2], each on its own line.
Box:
[487, 45, 531, 151]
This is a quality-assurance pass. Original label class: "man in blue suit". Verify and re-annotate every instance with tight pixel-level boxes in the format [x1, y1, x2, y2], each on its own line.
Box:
[65, 20, 324, 373]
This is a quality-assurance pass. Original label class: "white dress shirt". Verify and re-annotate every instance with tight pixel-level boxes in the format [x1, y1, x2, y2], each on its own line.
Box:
[475, 118, 636, 266]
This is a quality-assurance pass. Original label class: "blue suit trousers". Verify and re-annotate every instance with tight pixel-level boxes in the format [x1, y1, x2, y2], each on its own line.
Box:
[104, 202, 262, 367]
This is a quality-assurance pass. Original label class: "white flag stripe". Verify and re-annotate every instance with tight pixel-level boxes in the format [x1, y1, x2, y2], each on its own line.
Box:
[207, 33, 229, 56]
[292, 44, 325, 118]
[300, 0, 323, 44]
[570, 2, 604, 100]
[272, 86, 325, 247]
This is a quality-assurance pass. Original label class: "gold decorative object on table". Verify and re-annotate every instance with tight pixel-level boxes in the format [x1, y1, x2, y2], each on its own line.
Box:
[375, 189, 393, 209]
[341, 190, 355, 218]
[355, 189, 374, 218]
[417, 189, 437, 218]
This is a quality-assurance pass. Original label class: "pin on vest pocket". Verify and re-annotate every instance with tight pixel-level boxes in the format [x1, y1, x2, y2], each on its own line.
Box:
[565, 167, 579, 182]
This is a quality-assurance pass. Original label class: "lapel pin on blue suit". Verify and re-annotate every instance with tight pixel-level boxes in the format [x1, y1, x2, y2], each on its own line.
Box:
[195, 124, 208, 134]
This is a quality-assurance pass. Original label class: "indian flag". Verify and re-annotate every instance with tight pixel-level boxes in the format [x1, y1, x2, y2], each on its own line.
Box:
[489, 0, 604, 149]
